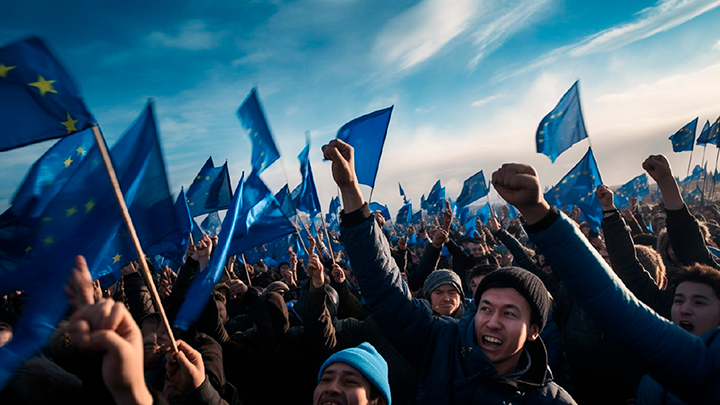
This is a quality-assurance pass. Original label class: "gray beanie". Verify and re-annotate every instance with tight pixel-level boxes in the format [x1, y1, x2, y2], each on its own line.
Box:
[422, 269, 464, 300]
[474, 267, 550, 331]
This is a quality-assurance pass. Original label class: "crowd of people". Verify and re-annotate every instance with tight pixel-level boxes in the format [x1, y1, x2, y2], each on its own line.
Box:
[1, 139, 720, 404]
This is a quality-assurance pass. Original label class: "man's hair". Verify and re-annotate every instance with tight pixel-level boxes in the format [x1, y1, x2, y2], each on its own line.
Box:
[675, 264, 720, 300]
[469, 263, 499, 281]
[635, 245, 666, 288]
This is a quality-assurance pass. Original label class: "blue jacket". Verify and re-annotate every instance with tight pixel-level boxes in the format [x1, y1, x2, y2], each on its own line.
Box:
[527, 208, 720, 405]
[340, 206, 575, 404]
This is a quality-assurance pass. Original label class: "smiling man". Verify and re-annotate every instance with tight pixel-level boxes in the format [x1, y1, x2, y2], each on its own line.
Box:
[323, 139, 574, 404]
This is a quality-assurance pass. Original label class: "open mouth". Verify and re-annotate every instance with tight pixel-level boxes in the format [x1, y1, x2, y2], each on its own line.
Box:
[678, 321, 694, 332]
[318, 399, 344, 405]
[482, 335, 503, 347]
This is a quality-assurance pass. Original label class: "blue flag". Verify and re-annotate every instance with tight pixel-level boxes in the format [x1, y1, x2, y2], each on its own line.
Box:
[476, 203, 492, 225]
[175, 176, 245, 330]
[420, 194, 427, 211]
[669, 118, 698, 152]
[0, 36, 95, 152]
[398, 182, 409, 204]
[191, 217, 204, 244]
[544, 147, 604, 230]
[200, 211, 222, 236]
[614, 174, 649, 208]
[696, 120, 714, 145]
[684, 185, 703, 202]
[186, 157, 233, 217]
[326, 196, 341, 230]
[411, 209, 423, 224]
[230, 172, 297, 255]
[456, 170, 489, 207]
[536, 81, 589, 163]
[464, 213, 479, 238]
[426, 180, 443, 206]
[294, 142, 322, 216]
[396, 203, 412, 225]
[709, 116, 720, 146]
[681, 165, 705, 184]
[507, 204, 519, 219]
[162, 188, 193, 264]
[237, 88, 280, 174]
[336, 106, 393, 188]
[369, 202, 391, 221]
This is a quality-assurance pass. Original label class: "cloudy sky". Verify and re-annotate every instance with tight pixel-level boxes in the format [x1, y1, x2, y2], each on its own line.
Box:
[2, 0, 720, 217]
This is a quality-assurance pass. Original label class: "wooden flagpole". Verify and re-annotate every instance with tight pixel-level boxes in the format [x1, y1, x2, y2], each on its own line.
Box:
[241, 253, 251, 286]
[91, 125, 178, 353]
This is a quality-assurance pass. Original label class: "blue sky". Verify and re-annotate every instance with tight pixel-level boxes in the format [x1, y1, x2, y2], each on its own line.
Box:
[2, 0, 720, 217]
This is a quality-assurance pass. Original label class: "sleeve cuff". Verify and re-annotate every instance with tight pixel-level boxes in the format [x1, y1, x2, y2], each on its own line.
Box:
[524, 207, 561, 234]
[340, 202, 371, 229]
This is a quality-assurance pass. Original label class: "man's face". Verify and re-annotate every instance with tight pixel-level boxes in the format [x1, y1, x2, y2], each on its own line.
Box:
[468, 243, 484, 258]
[672, 281, 720, 337]
[141, 318, 171, 369]
[474, 288, 539, 376]
[469, 276, 485, 297]
[314, 362, 378, 405]
[429, 284, 461, 316]
[0, 321, 12, 348]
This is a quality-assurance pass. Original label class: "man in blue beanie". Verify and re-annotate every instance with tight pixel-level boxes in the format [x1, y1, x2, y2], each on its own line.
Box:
[314, 342, 391, 405]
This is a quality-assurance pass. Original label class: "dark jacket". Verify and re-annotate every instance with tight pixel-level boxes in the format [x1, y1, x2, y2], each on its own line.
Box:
[527, 208, 720, 405]
[666, 205, 720, 270]
[340, 205, 575, 404]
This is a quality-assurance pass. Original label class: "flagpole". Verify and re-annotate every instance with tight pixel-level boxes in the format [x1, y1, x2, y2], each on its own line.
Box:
[293, 216, 310, 256]
[686, 148, 694, 178]
[320, 214, 335, 264]
[91, 125, 178, 353]
[712, 145, 720, 197]
[241, 253, 251, 286]
[226, 255, 235, 280]
[487, 185, 497, 219]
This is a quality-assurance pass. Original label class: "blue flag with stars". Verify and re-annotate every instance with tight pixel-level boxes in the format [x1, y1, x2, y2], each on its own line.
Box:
[294, 142, 322, 216]
[336, 106, 393, 188]
[669, 118, 698, 152]
[186, 157, 233, 217]
[708, 116, 720, 146]
[237, 88, 281, 174]
[614, 173, 649, 208]
[200, 211, 222, 237]
[0, 36, 95, 152]
[536, 80, 589, 163]
[680, 164, 704, 184]
[696, 120, 714, 145]
[544, 147, 604, 230]
[456, 170, 489, 207]
[175, 176, 245, 331]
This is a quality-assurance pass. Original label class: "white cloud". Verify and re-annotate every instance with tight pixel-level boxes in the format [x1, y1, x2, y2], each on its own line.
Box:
[231, 50, 275, 66]
[414, 106, 435, 113]
[714, 39, 720, 50]
[470, 94, 502, 107]
[372, 0, 478, 75]
[147, 20, 227, 51]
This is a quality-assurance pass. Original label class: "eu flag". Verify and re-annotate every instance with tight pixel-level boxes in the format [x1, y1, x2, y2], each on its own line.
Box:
[709, 116, 720, 146]
[200, 211, 222, 236]
[476, 203, 492, 225]
[396, 203, 412, 225]
[369, 202, 391, 221]
[426, 180, 445, 215]
[681, 164, 704, 184]
[274, 184, 296, 220]
[186, 157, 233, 217]
[544, 147, 604, 230]
[411, 209, 423, 224]
[294, 142, 322, 216]
[669, 118, 698, 152]
[398, 182, 409, 204]
[456, 170, 489, 207]
[614, 173, 649, 208]
[464, 213, 479, 238]
[155, 187, 194, 265]
[327, 196, 341, 229]
[696, 120, 714, 145]
[0, 37, 94, 152]
[536, 81, 589, 163]
[175, 176, 245, 331]
[336, 106, 393, 188]
[237, 88, 281, 174]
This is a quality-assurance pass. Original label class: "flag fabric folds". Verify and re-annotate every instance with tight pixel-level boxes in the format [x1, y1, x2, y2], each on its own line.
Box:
[201, 211, 222, 236]
[536, 80, 589, 163]
[544, 147, 604, 230]
[614, 174, 649, 208]
[186, 157, 233, 217]
[669, 118, 698, 152]
[396, 203, 412, 225]
[237, 88, 281, 174]
[456, 170, 489, 207]
[294, 142, 322, 216]
[369, 202, 391, 221]
[326, 196, 341, 229]
[425, 180, 445, 215]
[336, 106, 393, 188]
[275, 184, 296, 220]
[681, 165, 705, 184]
[696, 120, 714, 145]
[175, 177, 245, 330]
[0, 36, 95, 152]
[476, 203, 492, 225]
[398, 182, 409, 204]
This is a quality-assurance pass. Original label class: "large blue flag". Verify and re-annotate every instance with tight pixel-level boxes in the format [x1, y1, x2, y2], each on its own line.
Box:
[336, 106, 393, 188]
[544, 147, 604, 230]
[153, 187, 193, 265]
[0, 36, 94, 152]
[274, 184, 296, 220]
[369, 202, 391, 221]
[294, 142, 322, 216]
[426, 180, 445, 215]
[201, 211, 222, 236]
[396, 203, 412, 225]
[696, 120, 714, 145]
[669, 118, 698, 152]
[456, 170, 489, 207]
[326, 196, 341, 230]
[175, 176, 244, 330]
[186, 157, 233, 217]
[237, 88, 280, 174]
[614, 173, 649, 208]
[536, 81, 589, 163]
[398, 182, 409, 204]
[464, 213, 479, 238]
[709, 116, 720, 146]
[476, 203, 492, 225]
[230, 172, 297, 255]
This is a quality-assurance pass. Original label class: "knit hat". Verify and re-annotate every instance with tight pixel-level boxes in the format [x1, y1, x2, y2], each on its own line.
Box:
[318, 342, 391, 405]
[265, 281, 290, 294]
[474, 267, 550, 331]
[422, 269, 464, 300]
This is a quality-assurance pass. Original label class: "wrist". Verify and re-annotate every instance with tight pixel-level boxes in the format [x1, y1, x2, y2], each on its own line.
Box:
[112, 385, 153, 405]
[517, 201, 551, 225]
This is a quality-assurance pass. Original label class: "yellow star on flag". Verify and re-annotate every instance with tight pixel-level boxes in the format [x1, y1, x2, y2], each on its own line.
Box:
[42, 217, 53, 222]
[0, 63, 16, 78]
[85, 199, 95, 213]
[197, 175, 201, 180]
[112, 253, 122, 264]
[66, 206, 77, 217]
[29, 75, 57, 96]
[43, 235, 54, 245]
[205, 176, 210, 180]
[76, 146, 86, 156]
[61, 112, 78, 133]
[64, 157, 74, 168]
[24, 246, 32, 254]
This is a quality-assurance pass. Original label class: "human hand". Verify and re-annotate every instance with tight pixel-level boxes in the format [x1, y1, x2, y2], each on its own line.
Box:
[492, 163, 550, 224]
[642, 155, 674, 184]
[306, 254, 325, 288]
[192, 235, 213, 269]
[441, 200, 453, 232]
[66, 255, 97, 310]
[322, 139, 358, 189]
[487, 217, 502, 233]
[596, 185, 615, 210]
[228, 279, 248, 300]
[331, 263, 346, 284]
[165, 340, 205, 394]
[431, 227, 448, 249]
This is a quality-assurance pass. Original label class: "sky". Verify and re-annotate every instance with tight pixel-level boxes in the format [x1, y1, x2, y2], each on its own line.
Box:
[2, 0, 720, 218]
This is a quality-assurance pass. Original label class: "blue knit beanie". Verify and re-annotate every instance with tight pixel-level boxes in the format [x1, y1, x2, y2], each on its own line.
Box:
[318, 342, 391, 404]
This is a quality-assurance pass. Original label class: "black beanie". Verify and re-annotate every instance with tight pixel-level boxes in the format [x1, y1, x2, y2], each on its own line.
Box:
[474, 267, 550, 331]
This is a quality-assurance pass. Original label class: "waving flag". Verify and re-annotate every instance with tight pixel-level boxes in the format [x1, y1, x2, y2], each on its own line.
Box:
[614, 174, 649, 208]
[669, 118, 698, 152]
[680, 165, 705, 184]
[696, 120, 714, 145]
[336, 106, 393, 188]
[396, 203, 412, 225]
[476, 203, 492, 225]
[398, 182, 409, 204]
[536, 81, 589, 163]
[237, 88, 280, 174]
[294, 142, 322, 215]
[0, 36, 95, 152]
[544, 147, 604, 230]
[186, 157, 233, 217]
[456, 170, 489, 207]
[369, 202, 391, 221]
[200, 211, 222, 236]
